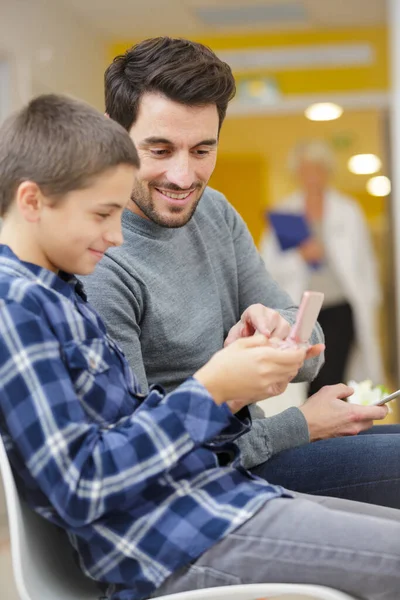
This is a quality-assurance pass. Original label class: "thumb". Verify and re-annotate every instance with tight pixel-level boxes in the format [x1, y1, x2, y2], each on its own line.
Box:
[237, 333, 270, 349]
[352, 403, 389, 421]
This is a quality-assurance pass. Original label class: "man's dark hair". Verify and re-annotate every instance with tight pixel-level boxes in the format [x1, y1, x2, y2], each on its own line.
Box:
[0, 94, 140, 217]
[105, 37, 236, 132]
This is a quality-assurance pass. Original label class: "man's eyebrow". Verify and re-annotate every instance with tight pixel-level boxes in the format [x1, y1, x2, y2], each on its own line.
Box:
[139, 137, 218, 147]
[140, 137, 173, 146]
[194, 139, 218, 147]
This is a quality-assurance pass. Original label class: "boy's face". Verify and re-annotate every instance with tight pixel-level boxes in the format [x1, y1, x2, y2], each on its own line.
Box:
[36, 165, 135, 274]
[128, 93, 219, 228]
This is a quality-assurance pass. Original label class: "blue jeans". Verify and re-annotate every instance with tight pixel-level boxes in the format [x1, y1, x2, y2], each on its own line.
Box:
[250, 424, 400, 509]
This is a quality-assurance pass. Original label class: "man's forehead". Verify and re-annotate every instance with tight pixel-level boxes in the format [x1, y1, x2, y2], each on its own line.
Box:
[131, 92, 219, 141]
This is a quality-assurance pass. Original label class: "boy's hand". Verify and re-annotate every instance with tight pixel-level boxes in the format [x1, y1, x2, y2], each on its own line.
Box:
[299, 384, 389, 441]
[194, 335, 306, 409]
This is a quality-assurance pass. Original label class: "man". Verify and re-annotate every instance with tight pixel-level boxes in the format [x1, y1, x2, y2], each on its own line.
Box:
[83, 37, 400, 508]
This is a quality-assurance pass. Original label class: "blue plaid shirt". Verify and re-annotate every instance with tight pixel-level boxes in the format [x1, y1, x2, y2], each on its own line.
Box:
[0, 245, 289, 600]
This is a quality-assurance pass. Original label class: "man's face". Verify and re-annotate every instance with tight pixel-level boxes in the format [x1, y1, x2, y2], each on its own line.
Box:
[36, 165, 135, 275]
[128, 93, 219, 228]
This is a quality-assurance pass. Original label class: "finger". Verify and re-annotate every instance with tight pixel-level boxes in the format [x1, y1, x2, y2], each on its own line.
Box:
[238, 334, 270, 349]
[261, 345, 307, 365]
[328, 383, 354, 399]
[305, 343, 325, 360]
[224, 322, 243, 347]
[356, 420, 374, 433]
[270, 317, 291, 340]
[242, 321, 256, 338]
[242, 304, 277, 338]
[352, 404, 389, 421]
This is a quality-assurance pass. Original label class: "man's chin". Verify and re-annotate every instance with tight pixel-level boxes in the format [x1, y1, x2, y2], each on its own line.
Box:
[151, 203, 198, 228]
[159, 213, 193, 228]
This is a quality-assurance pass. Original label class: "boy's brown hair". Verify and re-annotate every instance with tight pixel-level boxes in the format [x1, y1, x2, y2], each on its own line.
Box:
[0, 94, 140, 217]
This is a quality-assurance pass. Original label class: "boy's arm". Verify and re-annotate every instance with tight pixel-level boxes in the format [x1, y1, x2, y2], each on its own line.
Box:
[0, 299, 237, 528]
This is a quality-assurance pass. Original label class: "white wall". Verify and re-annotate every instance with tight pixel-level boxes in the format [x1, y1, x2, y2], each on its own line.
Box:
[0, 0, 106, 113]
[0, 0, 107, 523]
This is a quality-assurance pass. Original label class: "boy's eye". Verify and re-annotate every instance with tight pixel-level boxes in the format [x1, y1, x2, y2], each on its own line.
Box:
[96, 213, 110, 219]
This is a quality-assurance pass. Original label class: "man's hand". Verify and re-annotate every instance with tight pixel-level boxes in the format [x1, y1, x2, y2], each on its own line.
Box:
[224, 304, 292, 346]
[224, 303, 324, 363]
[300, 384, 389, 442]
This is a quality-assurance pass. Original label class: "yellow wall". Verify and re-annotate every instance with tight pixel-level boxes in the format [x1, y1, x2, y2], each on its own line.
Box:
[217, 108, 386, 228]
[111, 26, 389, 95]
[209, 154, 268, 245]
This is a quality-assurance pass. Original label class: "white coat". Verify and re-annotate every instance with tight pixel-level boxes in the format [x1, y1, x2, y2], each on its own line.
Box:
[260, 188, 384, 384]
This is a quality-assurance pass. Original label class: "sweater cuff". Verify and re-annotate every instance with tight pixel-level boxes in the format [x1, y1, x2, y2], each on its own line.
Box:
[261, 406, 310, 457]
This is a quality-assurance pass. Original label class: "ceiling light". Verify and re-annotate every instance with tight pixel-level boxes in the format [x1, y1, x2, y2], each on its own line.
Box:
[305, 102, 343, 121]
[348, 154, 382, 175]
[366, 176, 391, 197]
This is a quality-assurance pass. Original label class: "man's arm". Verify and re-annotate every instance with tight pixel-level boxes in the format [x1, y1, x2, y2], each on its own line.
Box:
[215, 194, 324, 468]
[222, 195, 324, 380]
[81, 258, 149, 392]
[0, 299, 236, 527]
[238, 404, 310, 469]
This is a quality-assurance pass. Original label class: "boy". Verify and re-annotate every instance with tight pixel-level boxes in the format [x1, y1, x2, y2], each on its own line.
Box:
[0, 95, 399, 600]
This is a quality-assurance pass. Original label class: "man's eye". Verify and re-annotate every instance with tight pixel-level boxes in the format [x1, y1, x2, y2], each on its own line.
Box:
[194, 149, 211, 157]
[151, 149, 169, 156]
[96, 213, 110, 219]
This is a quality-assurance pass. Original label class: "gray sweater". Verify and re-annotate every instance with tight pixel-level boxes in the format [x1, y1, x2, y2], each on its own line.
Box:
[82, 188, 324, 468]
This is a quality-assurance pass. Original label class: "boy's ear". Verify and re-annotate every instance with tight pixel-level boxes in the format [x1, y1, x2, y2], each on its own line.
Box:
[104, 112, 110, 118]
[16, 181, 43, 223]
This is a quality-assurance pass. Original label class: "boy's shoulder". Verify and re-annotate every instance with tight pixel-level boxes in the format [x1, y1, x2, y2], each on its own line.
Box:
[0, 253, 65, 317]
[0, 270, 51, 314]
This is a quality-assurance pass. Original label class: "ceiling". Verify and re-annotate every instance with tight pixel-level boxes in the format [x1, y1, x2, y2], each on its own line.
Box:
[56, 0, 387, 40]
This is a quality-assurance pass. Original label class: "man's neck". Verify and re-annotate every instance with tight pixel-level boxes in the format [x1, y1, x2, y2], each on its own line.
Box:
[127, 199, 149, 220]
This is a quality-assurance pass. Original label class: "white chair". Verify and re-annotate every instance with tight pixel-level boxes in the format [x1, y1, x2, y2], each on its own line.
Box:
[0, 435, 355, 600]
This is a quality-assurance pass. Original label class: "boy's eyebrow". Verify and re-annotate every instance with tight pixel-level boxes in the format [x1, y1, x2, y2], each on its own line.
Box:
[96, 202, 125, 209]
[139, 137, 218, 148]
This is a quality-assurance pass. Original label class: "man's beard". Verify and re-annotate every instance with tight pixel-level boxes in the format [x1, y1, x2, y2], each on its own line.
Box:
[130, 180, 205, 228]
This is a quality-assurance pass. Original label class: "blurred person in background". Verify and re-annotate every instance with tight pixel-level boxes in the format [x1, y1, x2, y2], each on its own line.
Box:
[261, 140, 384, 394]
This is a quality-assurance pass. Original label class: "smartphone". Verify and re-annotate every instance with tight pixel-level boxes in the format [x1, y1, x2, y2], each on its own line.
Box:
[287, 291, 324, 345]
[370, 389, 400, 406]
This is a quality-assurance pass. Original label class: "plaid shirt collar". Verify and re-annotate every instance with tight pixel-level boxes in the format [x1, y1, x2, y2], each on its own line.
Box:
[0, 244, 87, 301]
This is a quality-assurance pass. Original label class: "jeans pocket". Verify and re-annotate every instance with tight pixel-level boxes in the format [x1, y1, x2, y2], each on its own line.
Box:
[189, 563, 242, 588]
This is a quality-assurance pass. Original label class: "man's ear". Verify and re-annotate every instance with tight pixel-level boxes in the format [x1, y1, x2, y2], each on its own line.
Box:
[16, 181, 43, 223]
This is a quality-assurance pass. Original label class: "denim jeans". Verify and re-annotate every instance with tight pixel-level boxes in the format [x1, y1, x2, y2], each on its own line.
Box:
[250, 424, 400, 509]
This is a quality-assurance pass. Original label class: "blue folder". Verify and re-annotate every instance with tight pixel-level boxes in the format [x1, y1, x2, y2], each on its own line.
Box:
[267, 211, 311, 251]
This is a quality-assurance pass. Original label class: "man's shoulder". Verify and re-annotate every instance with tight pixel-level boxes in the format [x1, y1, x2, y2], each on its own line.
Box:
[196, 186, 238, 226]
[199, 186, 230, 212]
